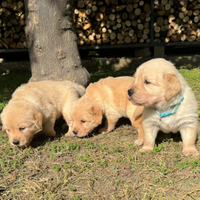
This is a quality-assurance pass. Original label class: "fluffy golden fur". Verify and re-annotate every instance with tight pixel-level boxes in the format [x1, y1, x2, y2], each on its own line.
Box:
[127, 58, 199, 156]
[67, 76, 144, 142]
[1, 81, 85, 147]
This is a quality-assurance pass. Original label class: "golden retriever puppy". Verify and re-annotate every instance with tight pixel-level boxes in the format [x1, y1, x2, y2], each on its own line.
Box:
[66, 77, 144, 141]
[1, 81, 85, 147]
[127, 58, 199, 156]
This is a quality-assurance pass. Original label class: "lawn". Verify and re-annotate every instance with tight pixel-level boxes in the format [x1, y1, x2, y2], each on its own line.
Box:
[0, 62, 200, 200]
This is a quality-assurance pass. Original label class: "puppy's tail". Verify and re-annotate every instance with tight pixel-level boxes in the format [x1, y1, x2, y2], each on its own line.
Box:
[75, 84, 86, 97]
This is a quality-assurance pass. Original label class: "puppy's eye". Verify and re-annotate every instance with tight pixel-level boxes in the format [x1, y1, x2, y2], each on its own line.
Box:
[81, 120, 85, 123]
[144, 80, 151, 84]
[19, 127, 26, 131]
[7, 129, 10, 132]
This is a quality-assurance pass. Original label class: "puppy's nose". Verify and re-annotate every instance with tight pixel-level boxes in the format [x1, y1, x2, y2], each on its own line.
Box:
[128, 89, 134, 97]
[73, 130, 78, 135]
[12, 140, 20, 145]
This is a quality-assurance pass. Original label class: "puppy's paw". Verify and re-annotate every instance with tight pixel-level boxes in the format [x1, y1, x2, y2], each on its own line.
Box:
[139, 147, 153, 153]
[182, 148, 199, 157]
[134, 139, 143, 146]
[98, 127, 109, 134]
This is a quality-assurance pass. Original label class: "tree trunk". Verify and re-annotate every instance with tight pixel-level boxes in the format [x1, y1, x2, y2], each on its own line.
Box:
[24, 0, 90, 87]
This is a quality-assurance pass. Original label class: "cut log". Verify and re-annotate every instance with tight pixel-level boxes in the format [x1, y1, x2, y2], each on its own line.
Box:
[157, 17, 164, 25]
[124, 36, 131, 43]
[135, 8, 141, 15]
[144, 3, 150, 12]
[77, 0, 85, 8]
[110, 32, 116, 40]
[95, 12, 104, 21]
[126, 4, 133, 12]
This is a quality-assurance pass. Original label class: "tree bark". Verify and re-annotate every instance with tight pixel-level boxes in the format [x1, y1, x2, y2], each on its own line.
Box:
[24, 0, 90, 87]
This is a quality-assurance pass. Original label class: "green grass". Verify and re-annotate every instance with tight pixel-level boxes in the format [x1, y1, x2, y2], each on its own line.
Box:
[0, 64, 200, 199]
[179, 67, 200, 100]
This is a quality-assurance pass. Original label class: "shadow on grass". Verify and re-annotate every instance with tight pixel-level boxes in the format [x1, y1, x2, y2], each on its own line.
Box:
[155, 131, 182, 145]
[29, 118, 67, 148]
[0, 68, 31, 112]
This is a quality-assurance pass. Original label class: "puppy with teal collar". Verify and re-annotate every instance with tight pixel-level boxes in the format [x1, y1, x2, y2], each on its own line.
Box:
[127, 58, 199, 156]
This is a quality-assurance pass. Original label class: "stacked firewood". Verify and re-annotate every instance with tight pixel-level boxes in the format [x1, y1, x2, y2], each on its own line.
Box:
[74, 0, 151, 45]
[0, 0, 26, 49]
[154, 0, 200, 43]
[1, 0, 200, 49]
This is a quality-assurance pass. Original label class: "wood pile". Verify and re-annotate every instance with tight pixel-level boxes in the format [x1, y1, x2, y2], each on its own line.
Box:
[0, 0, 26, 49]
[154, 0, 200, 43]
[1, 0, 200, 49]
[74, 0, 151, 45]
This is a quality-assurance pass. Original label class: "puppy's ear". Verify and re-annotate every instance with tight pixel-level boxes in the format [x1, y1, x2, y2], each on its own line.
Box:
[90, 106, 102, 125]
[164, 73, 181, 101]
[2, 126, 6, 133]
[0, 114, 6, 133]
[33, 112, 43, 130]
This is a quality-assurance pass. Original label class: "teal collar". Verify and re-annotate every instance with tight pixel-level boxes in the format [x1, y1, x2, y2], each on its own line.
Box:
[154, 95, 184, 118]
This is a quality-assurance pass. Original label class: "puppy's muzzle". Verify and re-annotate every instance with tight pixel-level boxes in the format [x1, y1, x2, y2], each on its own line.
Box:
[72, 130, 78, 135]
[12, 140, 20, 146]
[127, 89, 134, 97]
